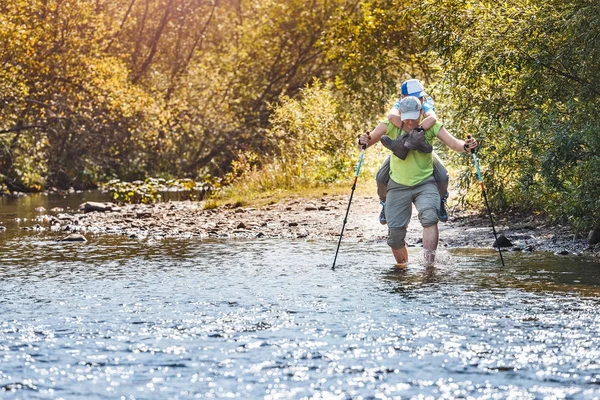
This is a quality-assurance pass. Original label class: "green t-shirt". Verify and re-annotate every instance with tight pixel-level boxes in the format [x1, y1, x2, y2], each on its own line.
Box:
[387, 121, 442, 186]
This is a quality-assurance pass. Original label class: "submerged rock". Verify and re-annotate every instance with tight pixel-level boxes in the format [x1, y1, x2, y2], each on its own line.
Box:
[60, 233, 88, 242]
[80, 202, 121, 213]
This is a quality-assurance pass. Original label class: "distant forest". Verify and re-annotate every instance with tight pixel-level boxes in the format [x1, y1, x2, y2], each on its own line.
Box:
[1, 0, 598, 231]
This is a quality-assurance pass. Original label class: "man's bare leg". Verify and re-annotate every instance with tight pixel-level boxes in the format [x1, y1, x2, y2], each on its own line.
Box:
[422, 224, 439, 265]
[392, 246, 408, 267]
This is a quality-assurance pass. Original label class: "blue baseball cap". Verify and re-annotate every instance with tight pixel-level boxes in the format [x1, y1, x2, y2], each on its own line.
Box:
[401, 79, 427, 98]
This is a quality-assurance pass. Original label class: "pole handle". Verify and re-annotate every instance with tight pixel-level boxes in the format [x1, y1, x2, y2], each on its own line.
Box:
[466, 134, 475, 154]
[357, 131, 370, 151]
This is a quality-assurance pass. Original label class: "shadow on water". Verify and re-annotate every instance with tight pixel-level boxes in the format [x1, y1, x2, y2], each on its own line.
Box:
[378, 247, 600, 297]
[452, 247, 600, 296]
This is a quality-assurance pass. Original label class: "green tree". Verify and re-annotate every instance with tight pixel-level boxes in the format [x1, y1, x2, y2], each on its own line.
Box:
[0, 0, 161, 190]
[323, 0, 438, 118]
[420, 0, 600, 231]
[149, 0, 344, 178]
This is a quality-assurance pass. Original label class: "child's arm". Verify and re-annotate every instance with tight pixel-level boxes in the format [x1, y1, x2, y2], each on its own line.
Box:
[419, 115, 437, 130]
[388, 100, 437, 128]
[387, 108, 402, 128]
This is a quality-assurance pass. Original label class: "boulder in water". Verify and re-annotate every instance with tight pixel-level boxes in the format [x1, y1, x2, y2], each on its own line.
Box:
[493, 234, 513, 248]
[587, 229, 600, 246]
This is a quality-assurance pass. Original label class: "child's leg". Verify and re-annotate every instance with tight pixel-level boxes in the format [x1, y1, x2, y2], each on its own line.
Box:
[375, 156, 391, 203]
[432, 152, 449, 199]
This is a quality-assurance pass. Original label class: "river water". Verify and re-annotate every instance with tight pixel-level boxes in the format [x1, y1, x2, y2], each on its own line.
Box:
[1, 193, 600, 399]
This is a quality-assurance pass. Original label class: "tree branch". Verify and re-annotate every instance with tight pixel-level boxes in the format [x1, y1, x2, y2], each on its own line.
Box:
[105, 0, 137, 52]
[131, 0, 174, 84]
[0, 125, 45, 135]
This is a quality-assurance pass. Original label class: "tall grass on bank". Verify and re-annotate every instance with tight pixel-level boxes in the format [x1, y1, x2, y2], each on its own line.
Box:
[204, 151, 385, 210]
[204, 80, 388, 208]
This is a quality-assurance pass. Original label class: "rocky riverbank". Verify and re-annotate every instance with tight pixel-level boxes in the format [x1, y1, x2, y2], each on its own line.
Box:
[32, 194, 600, 260]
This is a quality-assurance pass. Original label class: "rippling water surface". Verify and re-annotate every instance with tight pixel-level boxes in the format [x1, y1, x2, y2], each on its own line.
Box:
[1, 194, 600, 399]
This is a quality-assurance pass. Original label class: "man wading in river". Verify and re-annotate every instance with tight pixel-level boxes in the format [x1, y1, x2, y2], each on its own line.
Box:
[359, 96, 477, 266]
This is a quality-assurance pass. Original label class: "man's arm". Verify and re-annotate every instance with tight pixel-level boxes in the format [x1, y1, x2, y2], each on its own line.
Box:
[437, 126, 477, 152]
[358, 122, 388, 148]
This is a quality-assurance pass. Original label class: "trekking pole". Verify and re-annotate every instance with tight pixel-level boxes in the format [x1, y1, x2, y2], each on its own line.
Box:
[467, 135, 505, 266]
[332, 143, 367, 270]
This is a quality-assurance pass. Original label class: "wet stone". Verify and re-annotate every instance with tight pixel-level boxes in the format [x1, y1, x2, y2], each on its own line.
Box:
[588, 229, 600, 246]
[60, 233, 87, 242]
[493, 234, 513, 248]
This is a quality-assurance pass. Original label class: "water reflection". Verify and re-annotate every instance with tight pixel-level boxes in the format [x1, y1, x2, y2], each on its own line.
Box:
[0, 190, 201, 241]
[384, 264, 440, 285]
[2, 197, 600, 398]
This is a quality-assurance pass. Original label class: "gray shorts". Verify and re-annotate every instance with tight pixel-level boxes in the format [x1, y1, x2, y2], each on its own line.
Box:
[385, 176, 440, 228]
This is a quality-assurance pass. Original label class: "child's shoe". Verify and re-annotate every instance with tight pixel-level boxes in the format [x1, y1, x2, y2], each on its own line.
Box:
[404, 127, 433, 153]
[380, 134, 409, 160]
[439, 192, 449, 222]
